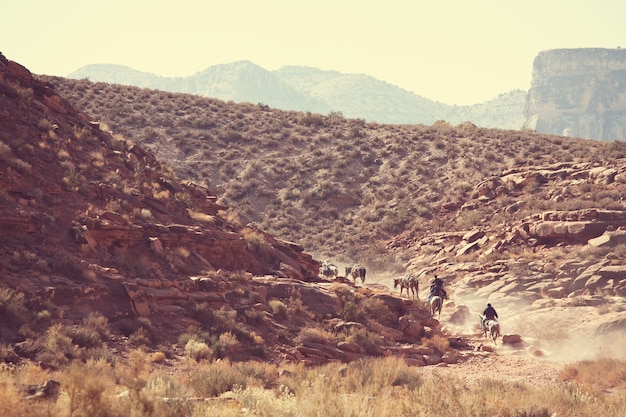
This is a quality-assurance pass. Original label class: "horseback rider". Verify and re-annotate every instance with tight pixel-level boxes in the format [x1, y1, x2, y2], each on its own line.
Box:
[482, 303, 498, 329]
[428, 275, 447, 301]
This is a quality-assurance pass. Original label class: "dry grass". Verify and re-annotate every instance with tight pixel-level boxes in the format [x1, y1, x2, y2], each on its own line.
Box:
[0, 337, 624, 417]
[559, 358, 626, 391]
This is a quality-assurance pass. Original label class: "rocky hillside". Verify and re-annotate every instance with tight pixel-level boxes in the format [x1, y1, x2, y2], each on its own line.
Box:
[42, 75, 626, 266]
[1, 54, 465, 368]
[3, 52, 626, 376]
[67, 61, 526, 128]
[48, 67, 626, 355]
[524, 48, 626, 141]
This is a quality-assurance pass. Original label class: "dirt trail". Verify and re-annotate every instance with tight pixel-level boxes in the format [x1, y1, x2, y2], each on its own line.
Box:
[422, 351, 564, 389]
[367, 274, 597, 387]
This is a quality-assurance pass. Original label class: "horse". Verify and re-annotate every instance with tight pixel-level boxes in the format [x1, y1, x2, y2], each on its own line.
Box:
[429, 295, 443, 318]
[407, 275, 419, 299]
[393, 276, 409, 297]
[394, 275, 419, 299]
[319, 260, 338, 278]
[479, 314, 500, 345]
[345, 264, 366, 285]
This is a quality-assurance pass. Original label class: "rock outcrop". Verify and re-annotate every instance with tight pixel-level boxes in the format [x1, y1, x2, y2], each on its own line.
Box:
[524, 48, 626, 141]
[0, 54, 318, 323]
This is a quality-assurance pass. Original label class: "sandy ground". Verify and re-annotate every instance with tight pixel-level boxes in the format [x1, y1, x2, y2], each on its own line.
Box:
[420, 340, 565, 388]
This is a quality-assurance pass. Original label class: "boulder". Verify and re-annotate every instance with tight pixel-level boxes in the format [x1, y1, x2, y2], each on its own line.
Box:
[398, 316, 424, 340]
[502, 334, 522, 344]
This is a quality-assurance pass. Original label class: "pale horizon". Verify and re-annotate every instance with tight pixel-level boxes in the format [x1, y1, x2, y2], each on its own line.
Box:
[3, 0, 625, 105]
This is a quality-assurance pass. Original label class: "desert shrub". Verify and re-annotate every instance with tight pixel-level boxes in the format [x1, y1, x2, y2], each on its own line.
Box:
[0, 287, 30, 329]
[115, 317, 144, 336]
[422, 333, 450, 353]
[0, 142, 12, 160]
[285, 288, 315, 319]
[510, 407, 553, 417]
[345, 356, 422, 394]
[0, 376, 32, 416]
[241, 228, 273, 262]
[178, 328, 210, 347]
[189, 305, 259, 357]
[11, 158, 32, 175]
[133, 208, 153, 219]
[51, 254, 85, 280]
[359, 297, 395, 326]
[185, 339, 214, 362]
[558, 358, 626, 390]
[338, 297, 367, 323]
[243, 308, 265, 324]
[510, 317, 568, 343]
[579, 244, 610, 261]
[613, 243, 626, 258]
[129, 327, 153, 347]
[69, 326, 102, 348]
[188, 359, 263, 397]
[60, 357, 170, 417]
[212, 331, 241, 359]
[35, 323, 77, 366]
[298, 112, 325, 127]
[190, 301, 214, 324]
[0, 343, 20, 365]
[219, 129, 242, 143]
[268, 299, 288, 318]
[173, 246, 190, 258]
[114, 316, 154, 347]
[144, 372, 192, 402]
[454, 208, 486, 229]
[188, 210, 216, 223]
[209, 308, 238, 334]
[345, 328, 383, 355]
[296, 327, 337, 345]
[10, 249, 38, 267]
[235, 360, 278, 385]
[68, 312, 111, 348]
[81, 346, 117, 365]
[452, 179, 472, 194]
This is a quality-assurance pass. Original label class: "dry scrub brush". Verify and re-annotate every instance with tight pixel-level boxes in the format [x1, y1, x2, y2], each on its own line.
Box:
[1, 354, 625, 416]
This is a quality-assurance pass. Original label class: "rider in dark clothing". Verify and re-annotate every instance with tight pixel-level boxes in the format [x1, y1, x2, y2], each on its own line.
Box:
[428, 275, 447, 301]
[482, 303, 498, 329]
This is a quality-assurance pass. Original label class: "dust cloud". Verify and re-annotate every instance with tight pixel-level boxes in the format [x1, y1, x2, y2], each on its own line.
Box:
[450, 289, 626, 362]
[313, 255, 626, 363]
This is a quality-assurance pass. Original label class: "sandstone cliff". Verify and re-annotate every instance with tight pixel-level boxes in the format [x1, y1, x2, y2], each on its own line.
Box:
[524, 48, 626, 141]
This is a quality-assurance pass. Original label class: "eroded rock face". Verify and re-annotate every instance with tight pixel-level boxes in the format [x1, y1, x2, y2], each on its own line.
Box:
[523, 48, 626, 141]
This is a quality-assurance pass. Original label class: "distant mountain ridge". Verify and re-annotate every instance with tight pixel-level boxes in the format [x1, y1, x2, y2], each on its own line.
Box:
[67, 61, 527, 129]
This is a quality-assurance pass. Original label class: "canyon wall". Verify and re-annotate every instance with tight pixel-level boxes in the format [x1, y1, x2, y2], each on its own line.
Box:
[524, 48, 626, 141]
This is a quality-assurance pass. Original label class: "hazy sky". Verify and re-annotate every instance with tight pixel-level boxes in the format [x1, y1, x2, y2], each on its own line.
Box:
[3, 1, 625, 105]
